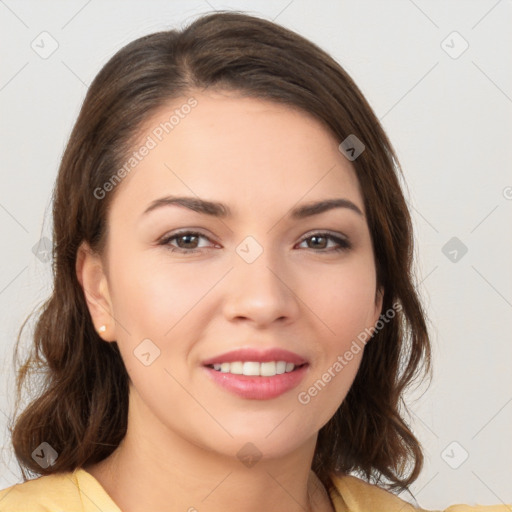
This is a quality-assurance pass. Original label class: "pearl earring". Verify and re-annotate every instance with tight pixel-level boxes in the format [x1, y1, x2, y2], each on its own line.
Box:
[98, 325, 107, 333]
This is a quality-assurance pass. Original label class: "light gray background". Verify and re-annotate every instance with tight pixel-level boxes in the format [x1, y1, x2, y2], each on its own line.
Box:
[1, 0, 511, 509]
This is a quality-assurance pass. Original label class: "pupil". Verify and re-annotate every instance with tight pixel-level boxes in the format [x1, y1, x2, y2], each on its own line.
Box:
[311, 236, 326, 248]
[180, 235, 197, 248]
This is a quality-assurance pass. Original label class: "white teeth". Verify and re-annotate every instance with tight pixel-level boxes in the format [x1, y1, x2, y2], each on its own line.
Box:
[229, 361, 244, 375]
[260, 361, 276, 377]
[209, 360, 298, 376]
[276, 361, 286, 374]
[243, 361, 260, 376]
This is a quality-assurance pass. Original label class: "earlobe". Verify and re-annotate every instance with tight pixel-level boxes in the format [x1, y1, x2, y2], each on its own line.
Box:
[76, 241, 116, 342]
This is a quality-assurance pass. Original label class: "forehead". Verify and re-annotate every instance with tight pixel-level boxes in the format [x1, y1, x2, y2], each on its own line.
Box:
[110, 90, 364, 218]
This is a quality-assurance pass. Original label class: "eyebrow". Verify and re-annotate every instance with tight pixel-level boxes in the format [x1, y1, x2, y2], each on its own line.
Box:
[142, 195, 364, 219]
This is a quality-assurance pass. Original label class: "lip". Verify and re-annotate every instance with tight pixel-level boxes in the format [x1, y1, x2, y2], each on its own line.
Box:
[201, 348, 308, 366]
[203, 363, 309, 400]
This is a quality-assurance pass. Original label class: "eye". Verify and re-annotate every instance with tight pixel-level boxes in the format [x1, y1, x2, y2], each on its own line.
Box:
[296, 232, 351, 252]
[159, 231, 216, 254]
[158, 230, 351, 254]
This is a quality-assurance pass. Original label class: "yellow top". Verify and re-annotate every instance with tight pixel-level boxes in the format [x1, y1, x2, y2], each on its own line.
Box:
[0, 468, 510, 512]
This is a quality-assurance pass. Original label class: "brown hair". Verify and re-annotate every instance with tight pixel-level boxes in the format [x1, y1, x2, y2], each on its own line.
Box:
[9, 10, 432, 498]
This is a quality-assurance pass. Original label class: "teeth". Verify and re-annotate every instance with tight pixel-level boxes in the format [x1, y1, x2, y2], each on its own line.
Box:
[260, 361, 276, 377]
[243, 361, 261, 376]
[276, 361, 286, 374]
[230, 361, 244, 375]
[209, 360, 298, 376]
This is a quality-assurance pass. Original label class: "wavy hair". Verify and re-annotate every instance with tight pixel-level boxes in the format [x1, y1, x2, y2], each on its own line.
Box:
[9, 10, 432, 498]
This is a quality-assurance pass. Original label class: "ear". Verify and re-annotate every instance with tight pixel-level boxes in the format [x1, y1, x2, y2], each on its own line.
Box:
[76, 241, 117, 342]
[372, 286, 384, 326]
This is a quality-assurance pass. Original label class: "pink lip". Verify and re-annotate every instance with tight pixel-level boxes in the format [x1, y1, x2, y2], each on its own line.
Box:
[201, 348, 308, 366]
[203, 364, 309, 400]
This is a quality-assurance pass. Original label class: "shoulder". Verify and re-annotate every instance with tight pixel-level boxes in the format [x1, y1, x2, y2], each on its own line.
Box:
[328, 473, 512, 512]
[328, 473, 426, 511]
[0, 471, 82, 511]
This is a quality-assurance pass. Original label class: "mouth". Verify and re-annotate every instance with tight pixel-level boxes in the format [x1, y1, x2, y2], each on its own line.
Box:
[201, 347, 310, 399]
[202, 361, 309, 400]
[205, 361, 307, 377]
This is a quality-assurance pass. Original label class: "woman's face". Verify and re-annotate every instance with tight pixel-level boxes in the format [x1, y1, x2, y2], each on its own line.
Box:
[83, 90, 383, 461]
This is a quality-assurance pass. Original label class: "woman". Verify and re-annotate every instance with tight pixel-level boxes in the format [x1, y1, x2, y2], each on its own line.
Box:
[0, 11, 508, 512]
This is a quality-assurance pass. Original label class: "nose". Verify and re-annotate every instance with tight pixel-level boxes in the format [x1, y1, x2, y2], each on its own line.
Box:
[222, 246, 300, 328]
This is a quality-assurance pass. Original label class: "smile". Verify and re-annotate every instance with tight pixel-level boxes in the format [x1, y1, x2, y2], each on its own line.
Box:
[203, 363, 309, 400]
[207, 361, 300, 377]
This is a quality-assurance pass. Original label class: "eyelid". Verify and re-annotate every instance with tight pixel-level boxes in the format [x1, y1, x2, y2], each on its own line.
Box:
[158, 229, 216, 248]
[158, 228, 352, 252]
[296, 231, 352, 251]
[298, 229, 349, 243]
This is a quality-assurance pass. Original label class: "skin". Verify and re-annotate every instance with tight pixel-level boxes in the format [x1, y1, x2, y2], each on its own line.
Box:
[76, 89, 383, 512]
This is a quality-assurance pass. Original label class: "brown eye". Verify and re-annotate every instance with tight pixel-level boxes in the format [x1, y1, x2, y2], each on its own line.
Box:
[297, 232, 351, 252]
[306, 235, 328, 249]
[159, 231, 214, 254]
[174, 233, 200, 249]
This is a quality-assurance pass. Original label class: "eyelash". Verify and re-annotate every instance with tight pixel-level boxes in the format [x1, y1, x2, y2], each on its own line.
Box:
[158, 230, 352, 254]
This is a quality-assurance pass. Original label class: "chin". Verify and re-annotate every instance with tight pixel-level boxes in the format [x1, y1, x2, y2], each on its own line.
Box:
[195, 422, 314, 463]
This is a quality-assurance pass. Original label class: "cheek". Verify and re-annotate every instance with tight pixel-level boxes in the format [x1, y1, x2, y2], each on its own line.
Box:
[304, 257, 378, 340]
[295, 263, 375, 428]
[107, 255, 205, 389]
[108, 252, 214, 335]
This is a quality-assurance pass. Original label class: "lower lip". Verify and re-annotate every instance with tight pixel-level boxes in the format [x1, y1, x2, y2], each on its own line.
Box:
[203, 364, 309, 400]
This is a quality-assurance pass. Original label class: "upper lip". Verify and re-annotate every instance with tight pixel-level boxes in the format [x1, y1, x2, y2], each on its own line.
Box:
[202, 348, 308, 366]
